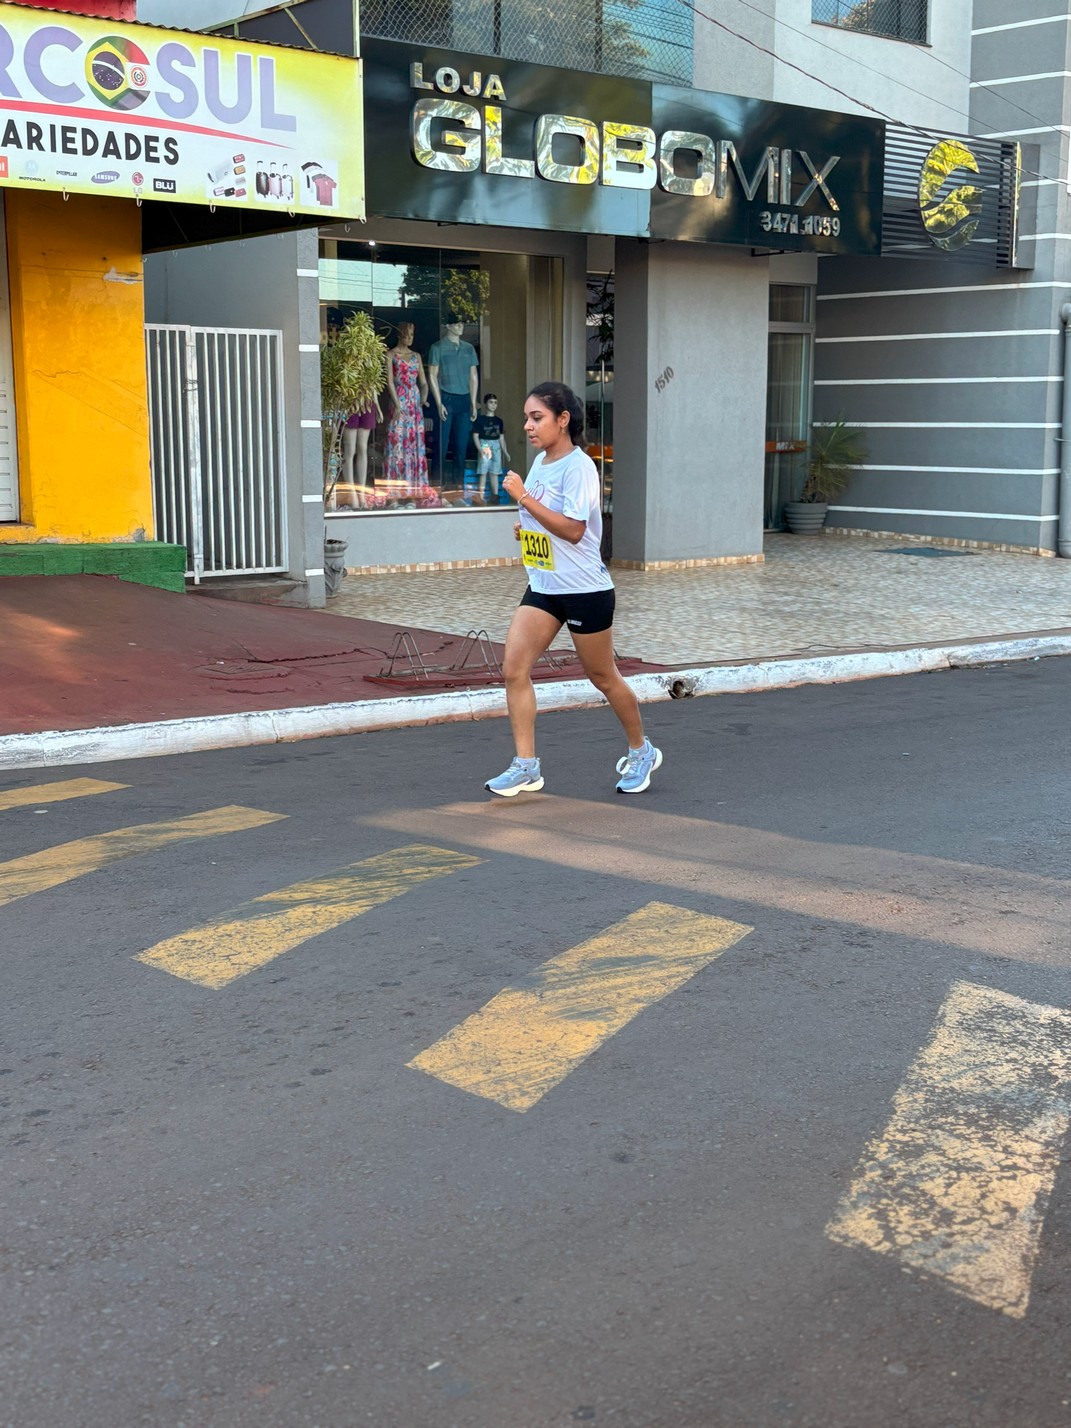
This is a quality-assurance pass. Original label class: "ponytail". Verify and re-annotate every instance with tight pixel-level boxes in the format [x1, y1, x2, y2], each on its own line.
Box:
[527, 381, 585, 444]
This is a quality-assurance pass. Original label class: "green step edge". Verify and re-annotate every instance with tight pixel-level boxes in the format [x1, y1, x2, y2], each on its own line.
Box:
[0, 542, 187, 593]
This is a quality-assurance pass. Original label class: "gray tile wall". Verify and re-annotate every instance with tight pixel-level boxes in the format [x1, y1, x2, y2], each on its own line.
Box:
[814, 4, 1071, 551]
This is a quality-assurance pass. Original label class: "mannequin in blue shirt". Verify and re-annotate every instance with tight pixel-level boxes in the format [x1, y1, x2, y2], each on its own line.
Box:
[428, 316, 479, 491]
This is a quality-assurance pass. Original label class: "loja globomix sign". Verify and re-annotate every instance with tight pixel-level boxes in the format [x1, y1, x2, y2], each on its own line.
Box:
[0, 5, 364, 216]
[362, 39, 885, 254]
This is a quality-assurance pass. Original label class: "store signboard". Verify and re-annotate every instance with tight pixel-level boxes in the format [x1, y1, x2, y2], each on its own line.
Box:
[362, 39, 885, 255]
[0, 5, 364, 217]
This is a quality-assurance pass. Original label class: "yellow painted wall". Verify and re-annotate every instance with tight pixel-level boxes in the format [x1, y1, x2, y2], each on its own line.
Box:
[3, 190, 152, 542]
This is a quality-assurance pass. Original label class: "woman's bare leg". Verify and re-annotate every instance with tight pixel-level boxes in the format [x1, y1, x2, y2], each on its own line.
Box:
[339, 426, 358, 509]
[502, 604, 563, 759]
[354, 427, 371, 487]
[570, 627, 645, 747]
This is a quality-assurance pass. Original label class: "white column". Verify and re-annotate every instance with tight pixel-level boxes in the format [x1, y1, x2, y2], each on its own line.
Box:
[0, 195, 19, 523]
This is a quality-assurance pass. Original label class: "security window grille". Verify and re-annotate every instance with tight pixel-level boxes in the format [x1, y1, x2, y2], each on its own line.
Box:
[812, 0, 927, 44]
[361, 0, 693, 83]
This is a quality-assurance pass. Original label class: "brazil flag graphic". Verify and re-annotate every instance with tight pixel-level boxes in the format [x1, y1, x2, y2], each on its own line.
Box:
[85, 35, 150, 112]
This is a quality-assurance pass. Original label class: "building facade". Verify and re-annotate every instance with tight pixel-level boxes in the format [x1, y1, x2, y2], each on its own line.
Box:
[136, 0, 1060, 608]
[809, 0, 1068, 553]
[0, 1, 363, 588]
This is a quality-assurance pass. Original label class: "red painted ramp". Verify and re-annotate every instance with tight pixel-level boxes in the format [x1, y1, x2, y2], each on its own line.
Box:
[0, 576, 664, 736]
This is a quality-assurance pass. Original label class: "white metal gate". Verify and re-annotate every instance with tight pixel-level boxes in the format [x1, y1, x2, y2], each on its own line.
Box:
[146, 325, 287, 581]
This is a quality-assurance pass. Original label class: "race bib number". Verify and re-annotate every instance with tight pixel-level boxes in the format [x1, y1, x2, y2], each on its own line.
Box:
[520, 529, 555, 571]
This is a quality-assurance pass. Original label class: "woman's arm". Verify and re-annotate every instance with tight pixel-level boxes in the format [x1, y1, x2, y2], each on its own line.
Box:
[386, 352, 400, 409]
[501, 471, 585, 544]
[416, 353, 429, 403]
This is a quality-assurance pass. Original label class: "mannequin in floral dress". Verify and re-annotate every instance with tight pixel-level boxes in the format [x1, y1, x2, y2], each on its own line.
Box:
[385, 322, 429, 499]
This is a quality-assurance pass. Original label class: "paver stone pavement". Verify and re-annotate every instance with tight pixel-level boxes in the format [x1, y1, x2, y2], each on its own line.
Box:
[3, 534, 1071, 739]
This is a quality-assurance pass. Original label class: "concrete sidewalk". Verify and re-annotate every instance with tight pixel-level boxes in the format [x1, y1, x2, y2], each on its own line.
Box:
[335, 533, 1071, 665]
[3, 533, 1071, 769]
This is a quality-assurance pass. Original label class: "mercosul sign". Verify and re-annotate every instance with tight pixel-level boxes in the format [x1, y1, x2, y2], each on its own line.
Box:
[0, 5, 363, 216]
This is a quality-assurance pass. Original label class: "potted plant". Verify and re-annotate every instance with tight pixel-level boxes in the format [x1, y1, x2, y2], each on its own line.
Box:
[320, 312, 388, 594]
[784, 418, 867, 534]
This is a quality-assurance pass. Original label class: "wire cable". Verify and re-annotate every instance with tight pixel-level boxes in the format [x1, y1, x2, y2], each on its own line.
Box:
[735, 0, 1070, 145]
[671, 0, 1068, 189]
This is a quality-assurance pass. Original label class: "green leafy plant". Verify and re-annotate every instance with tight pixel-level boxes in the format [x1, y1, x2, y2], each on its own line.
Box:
[587, 272, 614, 366]
[800, 417, 868, 503]
[442, 268, 491, 326]
[397, 266, 491, 326]
[321, 312, 387, 502]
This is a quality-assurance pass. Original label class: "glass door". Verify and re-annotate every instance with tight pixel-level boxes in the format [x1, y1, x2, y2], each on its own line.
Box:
[764, 286, 814, 529]
[585, 271, 614, 557]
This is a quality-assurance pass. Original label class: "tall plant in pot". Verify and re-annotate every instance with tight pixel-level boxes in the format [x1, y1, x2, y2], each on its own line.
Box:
[784, 417, 868, 534]
[321, 312, 388, 594]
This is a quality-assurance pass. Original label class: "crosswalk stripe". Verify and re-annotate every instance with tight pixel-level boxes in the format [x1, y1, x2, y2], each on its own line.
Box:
[0, 806, 285, 909]
[826, 980, 1071, 1319]
[408, 901, 753, 1113]
[0, 778, 128, 812]
[136, 844, 483, 989]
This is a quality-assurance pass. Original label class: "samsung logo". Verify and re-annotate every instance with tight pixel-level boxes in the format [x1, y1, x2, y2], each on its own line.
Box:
[92, 169, 120, 185]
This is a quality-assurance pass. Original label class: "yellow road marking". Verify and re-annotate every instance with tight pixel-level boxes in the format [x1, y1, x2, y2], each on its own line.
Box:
[0, 806, 285, 909]
[408, 901, 752, 1112]
[826, 981, 1071, 1319]
[0, 778, 128, 812]
[136, 844, 482, 989]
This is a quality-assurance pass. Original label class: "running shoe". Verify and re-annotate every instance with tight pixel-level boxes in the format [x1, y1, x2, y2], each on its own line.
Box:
[615, 739, 663, 794]
[485, 757, 544, 797]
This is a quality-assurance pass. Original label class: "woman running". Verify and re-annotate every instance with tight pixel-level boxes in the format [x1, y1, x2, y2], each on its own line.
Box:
[486, 380, 662, 797]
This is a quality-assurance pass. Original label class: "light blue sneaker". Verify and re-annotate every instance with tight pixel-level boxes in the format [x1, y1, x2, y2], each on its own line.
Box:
[485, 757, 544, 797]
[615, 739, 663, 794]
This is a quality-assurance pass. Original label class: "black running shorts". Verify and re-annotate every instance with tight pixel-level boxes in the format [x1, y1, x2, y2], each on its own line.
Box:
[519, 585, 616, 634]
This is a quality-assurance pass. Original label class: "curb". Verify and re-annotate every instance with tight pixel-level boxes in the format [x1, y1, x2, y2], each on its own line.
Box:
[3, 632, 1070, 771]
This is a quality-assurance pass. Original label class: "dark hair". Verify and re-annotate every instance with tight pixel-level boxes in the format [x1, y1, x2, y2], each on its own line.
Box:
[445, 312, 463, 325]
[527, 381, 585, 444]
[484, 392, 497, 402]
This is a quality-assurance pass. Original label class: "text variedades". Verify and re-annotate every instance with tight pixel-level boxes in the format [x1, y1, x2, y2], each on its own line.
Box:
[0, 118, 179, 164]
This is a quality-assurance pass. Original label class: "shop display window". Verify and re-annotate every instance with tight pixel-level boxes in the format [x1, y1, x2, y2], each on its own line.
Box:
[319, 239, 561, 516]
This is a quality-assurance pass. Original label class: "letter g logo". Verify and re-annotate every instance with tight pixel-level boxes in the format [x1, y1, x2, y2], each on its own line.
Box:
[919, 141, 984, 251]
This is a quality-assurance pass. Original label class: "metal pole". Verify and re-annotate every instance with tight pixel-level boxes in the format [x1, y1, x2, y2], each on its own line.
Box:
[1060, 304, 1071, 557]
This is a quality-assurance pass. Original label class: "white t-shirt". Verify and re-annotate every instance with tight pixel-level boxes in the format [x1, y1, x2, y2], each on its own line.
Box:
[520, 447, 613, 596]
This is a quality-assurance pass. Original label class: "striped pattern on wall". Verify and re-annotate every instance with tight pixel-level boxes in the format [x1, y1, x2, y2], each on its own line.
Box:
[813, 1, 1070, 552]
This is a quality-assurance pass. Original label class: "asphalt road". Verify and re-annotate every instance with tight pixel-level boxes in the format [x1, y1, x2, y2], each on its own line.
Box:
[2, 658, 1071, 1428]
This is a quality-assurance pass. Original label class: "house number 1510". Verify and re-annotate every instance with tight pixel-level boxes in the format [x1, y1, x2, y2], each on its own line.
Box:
[655, 366, 674, 393]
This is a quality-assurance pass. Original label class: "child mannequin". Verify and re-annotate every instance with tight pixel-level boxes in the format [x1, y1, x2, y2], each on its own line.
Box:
[471, 393, 511, 504]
